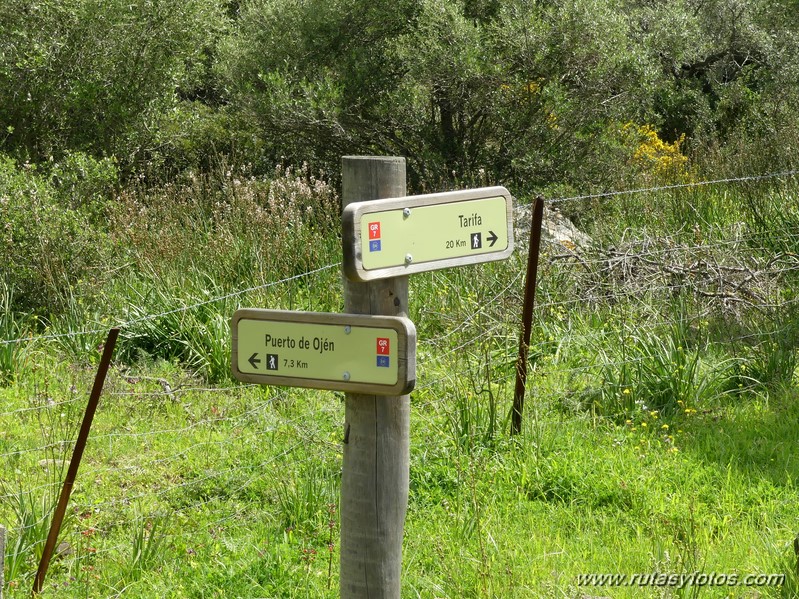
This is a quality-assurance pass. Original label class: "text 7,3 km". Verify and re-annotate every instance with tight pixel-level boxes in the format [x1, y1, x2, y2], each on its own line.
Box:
[232, 309, 417, 395]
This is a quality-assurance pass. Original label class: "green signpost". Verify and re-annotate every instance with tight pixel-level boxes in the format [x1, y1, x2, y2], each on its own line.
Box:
[231, 309, 416, 395]
[231, 161, 515, 599]
[342, 186, 514, 282]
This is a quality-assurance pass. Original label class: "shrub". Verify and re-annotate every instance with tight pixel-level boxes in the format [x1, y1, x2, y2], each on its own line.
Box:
[108, 162, 339, 287]
[0, 0, 227, 170]
[0, 154, 112, 314]
[50, 151, 119, 221]
[622, 122, 691, 185]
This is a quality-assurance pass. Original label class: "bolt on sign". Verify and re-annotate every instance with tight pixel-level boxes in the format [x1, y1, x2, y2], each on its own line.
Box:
[342, 186, 514, 282]
[231, 309, 416, 395]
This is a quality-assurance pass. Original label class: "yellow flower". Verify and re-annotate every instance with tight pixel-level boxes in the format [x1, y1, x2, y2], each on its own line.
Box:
[623, 122, 691, 184]
[661, 424, 669, 431]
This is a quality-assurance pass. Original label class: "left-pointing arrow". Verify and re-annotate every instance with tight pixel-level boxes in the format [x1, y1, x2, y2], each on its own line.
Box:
[248, 353, 261, 369]
[487, 230, 499, 247]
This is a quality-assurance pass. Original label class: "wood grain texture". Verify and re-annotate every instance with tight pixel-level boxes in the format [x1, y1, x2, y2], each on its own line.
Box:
[340, 156, 409, 599]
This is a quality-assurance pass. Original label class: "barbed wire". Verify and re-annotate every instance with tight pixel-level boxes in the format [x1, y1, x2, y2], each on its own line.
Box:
[540, 230, 799, 266]
[0, 262, 342, 347]
[6, 297, 791, 465]
[4, 167, 799, 351]
[548, 169, 799, 204]
[0, 376, 264, 420]
[535, 283, 797, 313]
[6, 438, 312, 538]
[0, 384, 286, 460]
[1, 385, 326, 519]
[0, 395, 88, 419]
[4, 167, 799, 595]
[5, 292, 786, 510]
[412, 318, 795, 419]
[4, 282, 795, 459]
[39, 436, 332, 589]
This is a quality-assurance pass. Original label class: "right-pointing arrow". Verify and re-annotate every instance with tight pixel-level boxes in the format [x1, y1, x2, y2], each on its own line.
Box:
[487, 230, 498, 247]
[248, 352, 261, 369]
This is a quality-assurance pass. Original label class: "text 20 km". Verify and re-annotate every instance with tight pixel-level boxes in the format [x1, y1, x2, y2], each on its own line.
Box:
[445, 239, 467, 249]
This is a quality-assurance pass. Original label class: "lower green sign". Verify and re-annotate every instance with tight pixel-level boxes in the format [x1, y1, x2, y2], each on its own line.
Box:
[231, 309, 416, 395]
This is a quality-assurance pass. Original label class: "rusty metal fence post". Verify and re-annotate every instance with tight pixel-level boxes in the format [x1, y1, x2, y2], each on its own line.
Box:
[511, 196, 544, 435]
[1, 523, 6, 599]
[33, 328, 119, 595]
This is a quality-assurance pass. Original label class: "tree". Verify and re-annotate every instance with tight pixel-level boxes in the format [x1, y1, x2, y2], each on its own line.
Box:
[221, 0, 660, 189]
[220, 0, 799, 189]
[0, 0, 227, 169]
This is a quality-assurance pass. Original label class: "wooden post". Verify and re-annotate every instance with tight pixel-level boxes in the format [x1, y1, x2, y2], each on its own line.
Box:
[340, 156, 409, 598]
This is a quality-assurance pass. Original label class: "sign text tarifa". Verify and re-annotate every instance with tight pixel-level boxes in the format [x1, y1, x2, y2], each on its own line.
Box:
[342, 186, 514, 282]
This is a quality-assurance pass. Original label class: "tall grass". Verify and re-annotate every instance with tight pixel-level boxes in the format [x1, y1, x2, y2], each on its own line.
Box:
[108, 162, 339, 286]
[589, 323, 733, 420]
[2, 490, 64, 588]
[125, 512, 168, 582]
[0, 284, 27, 384]
[3, 170, 799, 597]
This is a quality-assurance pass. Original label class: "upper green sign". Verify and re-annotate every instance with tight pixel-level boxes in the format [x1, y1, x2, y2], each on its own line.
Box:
[231, 309, 416, 395]
[342, 186, 514, 281]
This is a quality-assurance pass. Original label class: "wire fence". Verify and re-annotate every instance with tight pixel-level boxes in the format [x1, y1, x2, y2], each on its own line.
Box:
[2, 167, 797, 350]
[548, 168, 799, 204]
[2, 168, 799, 595]
[0, 263, 342, 347]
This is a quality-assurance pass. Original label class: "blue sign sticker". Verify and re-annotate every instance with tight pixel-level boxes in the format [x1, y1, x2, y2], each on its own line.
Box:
[369, 240, 382, 252]
[376, 355, 390, 368]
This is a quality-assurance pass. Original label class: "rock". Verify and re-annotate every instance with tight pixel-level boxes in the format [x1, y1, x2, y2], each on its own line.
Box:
[515, 201, 591, 250]
[54, 541, 73, 561]
[38, 459, 62, 471]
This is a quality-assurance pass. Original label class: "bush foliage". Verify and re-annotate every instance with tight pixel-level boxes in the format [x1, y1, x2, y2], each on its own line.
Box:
[1, 0, 797, 317]
[0, 0, 796, 190]
[0, 153, 115, 313]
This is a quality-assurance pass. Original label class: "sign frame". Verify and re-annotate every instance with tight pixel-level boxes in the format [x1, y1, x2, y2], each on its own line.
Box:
[342, 186, 514, 282]
[231, 309, 416, 395]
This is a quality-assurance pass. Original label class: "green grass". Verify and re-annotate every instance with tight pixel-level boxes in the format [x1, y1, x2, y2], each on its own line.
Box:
[6, 349, 799, 598]
[3, 175, 799, 597]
